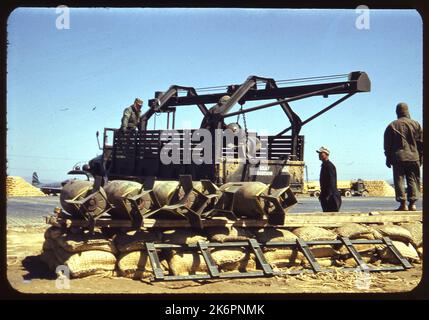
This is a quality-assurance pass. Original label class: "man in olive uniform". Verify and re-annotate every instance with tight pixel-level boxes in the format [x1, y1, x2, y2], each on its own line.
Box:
[317, 146, 342, 212]
[384, 102, 423, 211]
[120, 98, 143, 132]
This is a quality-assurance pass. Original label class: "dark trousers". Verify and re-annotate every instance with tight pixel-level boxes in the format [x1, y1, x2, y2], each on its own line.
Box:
[392, 161, 420, 203]
[319, 192, 342, 212]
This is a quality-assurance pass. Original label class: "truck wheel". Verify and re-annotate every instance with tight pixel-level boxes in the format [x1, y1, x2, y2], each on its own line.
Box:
[344, 190, 352, 197]
[361, 191, 369, 197]
[313, 191, 320, 198]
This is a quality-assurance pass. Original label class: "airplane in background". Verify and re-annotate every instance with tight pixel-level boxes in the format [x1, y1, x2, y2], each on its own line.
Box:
[31, 172, 66, 195]
[32, 169, 93, 196]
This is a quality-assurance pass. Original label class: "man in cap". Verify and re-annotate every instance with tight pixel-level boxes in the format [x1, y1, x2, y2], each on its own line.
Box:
[317, 146, 342, 212]
[120, 98, 143, 132]
[200, 95, 232, 130]
[384, 102, 423, 211]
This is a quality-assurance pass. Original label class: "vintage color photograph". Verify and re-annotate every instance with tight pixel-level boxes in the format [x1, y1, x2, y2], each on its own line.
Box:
[6, 7, 423, 294]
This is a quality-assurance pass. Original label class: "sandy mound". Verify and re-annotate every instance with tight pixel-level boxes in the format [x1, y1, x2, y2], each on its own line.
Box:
[6, 176, 46, 197]
[363, 180, 395, 197]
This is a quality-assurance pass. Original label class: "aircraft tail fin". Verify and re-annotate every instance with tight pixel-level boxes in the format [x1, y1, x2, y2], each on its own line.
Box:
[32, 172, 40, 186]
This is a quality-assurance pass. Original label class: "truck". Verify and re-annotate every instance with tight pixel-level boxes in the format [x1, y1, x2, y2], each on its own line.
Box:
[306, 179, 369, 197]
[57, 71, 370, 227]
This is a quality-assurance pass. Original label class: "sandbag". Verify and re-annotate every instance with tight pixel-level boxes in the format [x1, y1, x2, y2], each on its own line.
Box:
[256, 228, 297, 252]
[162, 229, 206, 245]
[292, 226, 337, 241]
[377, 240, 420, 263]
[118, 250, 168, 279]
[293, 227, 338, 258]
[206, 226, 254, 243]
[340, 253, 378, 268]
[264, 249, 304, 268]
[337, 238, 377, 256]
[49, 246, 117, 278]
[236, 253, 257, 272]
[399, 222, 423, 248]
[309, 246, 339, 258]
[372, 225, 413, 243]
[255, 228, 297, 243]
[211, 249, 247, 271]
[302, 257, 336, 268]
[168, 252, 208, 276]
[336, 223, 374, 240]
[56, 231, 117, 254]
[114, 230, 162, 253]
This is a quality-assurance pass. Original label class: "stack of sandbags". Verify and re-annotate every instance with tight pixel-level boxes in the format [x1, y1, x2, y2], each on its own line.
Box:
[206, 226, 257, 272]
[164, 228, 209, 276]
[255, 228, 304, 268]
[114, 229, 168, 279]
[400, 222, 423, 258]
[292, 226, 340, 267]
[168, 252, 209, 276]
[40, 227, 117, 278]
[372, 224, 420, 263]
[205, 226, 254, 243]
[6, 176, 46, 197]
[335, 223, 379, 267]
[211, 249, 256, 272]
[363, 180, 395, 197]
[165, 228, 256, 275]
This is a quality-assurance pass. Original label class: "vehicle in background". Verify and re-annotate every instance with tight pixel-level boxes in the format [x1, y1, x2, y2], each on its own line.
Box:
[32, 169, 93, 196]
[305, 179, 369, 197]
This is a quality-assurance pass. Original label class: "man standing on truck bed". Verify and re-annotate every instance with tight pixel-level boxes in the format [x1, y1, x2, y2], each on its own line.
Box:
[317, 146, 342, 212]
[384, 102, 423, 211]
[120, 98, 143, 132]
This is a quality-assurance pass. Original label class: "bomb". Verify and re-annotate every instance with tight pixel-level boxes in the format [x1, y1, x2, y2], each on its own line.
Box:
[60, 180, 108, 219]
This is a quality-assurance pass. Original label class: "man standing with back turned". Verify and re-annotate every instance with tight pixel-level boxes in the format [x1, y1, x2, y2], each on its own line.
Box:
[317, 146, 342, 212]
[384, 102, 423, 211]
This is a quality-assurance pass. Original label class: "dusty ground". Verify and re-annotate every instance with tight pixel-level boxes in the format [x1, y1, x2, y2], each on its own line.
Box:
[6, 227, 423, 294]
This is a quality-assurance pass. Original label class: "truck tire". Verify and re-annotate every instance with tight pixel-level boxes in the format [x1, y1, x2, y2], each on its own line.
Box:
[361, 191, 369, 197]
[313, 190, 320, 198]
[344, 190, 352, 197]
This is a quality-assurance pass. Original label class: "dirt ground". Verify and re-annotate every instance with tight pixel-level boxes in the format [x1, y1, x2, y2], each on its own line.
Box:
[6, 227, 423, 294]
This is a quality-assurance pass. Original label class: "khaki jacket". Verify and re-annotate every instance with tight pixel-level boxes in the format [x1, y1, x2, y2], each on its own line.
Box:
[120, 105, 141, 130]
[384, 116, 423, 165]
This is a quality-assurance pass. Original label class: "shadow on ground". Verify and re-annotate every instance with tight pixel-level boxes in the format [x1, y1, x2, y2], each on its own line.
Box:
[21, 255, 56, 280]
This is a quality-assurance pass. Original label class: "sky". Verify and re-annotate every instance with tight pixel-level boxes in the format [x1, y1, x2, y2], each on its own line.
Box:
[6, 8, 423, 182]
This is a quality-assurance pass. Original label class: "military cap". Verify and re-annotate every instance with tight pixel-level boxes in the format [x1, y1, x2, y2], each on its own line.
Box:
[219, 95, 231, 105]
[134, 98, 143, 106]
[316, 146, 330, 155]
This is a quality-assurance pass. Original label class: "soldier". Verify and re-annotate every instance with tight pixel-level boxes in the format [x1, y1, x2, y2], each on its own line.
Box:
[317, 146, 342, 212]
[384, 102, 423, 211]
[120, 98, 143, 132]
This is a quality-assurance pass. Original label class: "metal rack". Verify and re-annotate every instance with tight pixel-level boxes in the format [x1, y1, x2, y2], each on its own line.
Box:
[144, 237, 412, 281]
